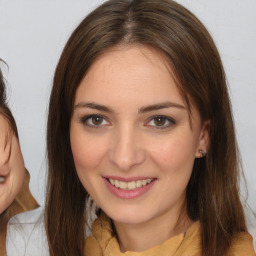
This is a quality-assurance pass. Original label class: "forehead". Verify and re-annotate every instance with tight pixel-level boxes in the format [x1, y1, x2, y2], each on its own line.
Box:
[75, 45, 186, 107]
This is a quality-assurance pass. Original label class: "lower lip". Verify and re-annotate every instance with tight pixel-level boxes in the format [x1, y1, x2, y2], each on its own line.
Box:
[103, 178, 156, 199]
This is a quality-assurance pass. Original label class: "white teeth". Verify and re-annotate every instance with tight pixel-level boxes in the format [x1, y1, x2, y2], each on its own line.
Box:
[119, 181, 127, 189]
[136, 180, 142, 188]
[109, 178, 153, 190]
[142, 180, 147, 186]
[128, 181, 136, 190]
[0, 176, 5, 183]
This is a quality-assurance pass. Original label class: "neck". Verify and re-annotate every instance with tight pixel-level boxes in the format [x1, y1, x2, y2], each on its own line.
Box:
[113, 204, 193, 252]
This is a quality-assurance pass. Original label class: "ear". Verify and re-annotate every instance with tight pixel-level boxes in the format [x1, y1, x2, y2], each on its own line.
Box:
[195, 120, 210, 158]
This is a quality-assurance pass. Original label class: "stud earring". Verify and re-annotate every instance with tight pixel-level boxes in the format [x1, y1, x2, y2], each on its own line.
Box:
[199, 149, 206, 158]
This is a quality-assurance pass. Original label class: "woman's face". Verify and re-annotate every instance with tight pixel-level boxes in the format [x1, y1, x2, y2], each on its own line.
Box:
[0, 115, 25, 214]
[70, 46, 208, 226]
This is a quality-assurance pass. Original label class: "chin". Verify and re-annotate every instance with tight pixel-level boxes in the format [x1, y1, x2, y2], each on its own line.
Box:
[105, 207, 151, 225]
[0, 196, 14, 214]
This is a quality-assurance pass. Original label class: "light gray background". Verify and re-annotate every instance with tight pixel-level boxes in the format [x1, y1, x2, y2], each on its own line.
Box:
[0, 0, 255, 233]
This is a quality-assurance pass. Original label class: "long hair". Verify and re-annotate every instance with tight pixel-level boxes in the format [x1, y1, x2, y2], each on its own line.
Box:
[45, 1, 247, 255]
[0, 60, 18, 139]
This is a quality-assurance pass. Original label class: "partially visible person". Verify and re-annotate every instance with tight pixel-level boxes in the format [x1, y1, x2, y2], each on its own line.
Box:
[0, 60, 39, 255]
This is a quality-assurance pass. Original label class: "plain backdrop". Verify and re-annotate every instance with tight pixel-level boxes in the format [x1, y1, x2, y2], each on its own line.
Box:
[1, 0, 255, 232]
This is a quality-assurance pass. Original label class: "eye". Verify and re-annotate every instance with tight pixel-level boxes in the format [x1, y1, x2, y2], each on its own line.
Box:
[146, 115, 175, 129]
[81, 115, 110, 128]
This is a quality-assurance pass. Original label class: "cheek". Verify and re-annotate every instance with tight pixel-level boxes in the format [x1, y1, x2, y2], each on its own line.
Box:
[148, 131, 199, 175]
[148, 136, 197, 205]
[70, 128, 108, 173]
[0, 137, 25, 213]
[9, 136, 26, 194]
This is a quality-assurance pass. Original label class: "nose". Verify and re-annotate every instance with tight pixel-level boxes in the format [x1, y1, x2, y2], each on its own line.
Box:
[108, 125, 146, 171]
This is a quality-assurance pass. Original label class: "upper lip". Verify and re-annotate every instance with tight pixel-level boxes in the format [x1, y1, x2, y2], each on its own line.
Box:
[0, 165, 10, 177]
[103, 176, 155, 182]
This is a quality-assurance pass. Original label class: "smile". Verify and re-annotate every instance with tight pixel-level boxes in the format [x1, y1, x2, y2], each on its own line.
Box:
[109, 178, 153, 190]
[103, 176, 156, 199]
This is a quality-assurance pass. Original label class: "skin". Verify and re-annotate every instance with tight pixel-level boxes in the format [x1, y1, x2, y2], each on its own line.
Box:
[0, 115, 25, 214]
[70, 45, 209, 252]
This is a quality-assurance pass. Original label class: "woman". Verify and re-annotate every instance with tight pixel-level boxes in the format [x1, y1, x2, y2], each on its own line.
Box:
[0, 61, 38, 255]
[45, 0, 255, 255]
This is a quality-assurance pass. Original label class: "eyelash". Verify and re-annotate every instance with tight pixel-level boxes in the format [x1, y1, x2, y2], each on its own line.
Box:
[80, 114, 176, 129]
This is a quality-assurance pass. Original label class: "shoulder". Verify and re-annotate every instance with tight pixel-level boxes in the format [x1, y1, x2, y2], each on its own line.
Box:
[227, 232, 255, 256]
[7, 206, 43, 224]
[84, 214, 113, 256]
[84, 234, 103, 256]
[6, 207, 49, 256]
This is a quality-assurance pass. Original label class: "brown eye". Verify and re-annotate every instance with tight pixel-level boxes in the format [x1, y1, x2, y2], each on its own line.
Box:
[153, 116, 167, 126]
[91, 116, 104, 125]
[81, 115, 110, 128]
[146, 115, 175, 129]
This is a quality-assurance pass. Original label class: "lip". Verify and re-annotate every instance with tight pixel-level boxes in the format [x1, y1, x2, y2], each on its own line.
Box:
[103, 176, 157, 199]
[0, 168, 10, 184]
[0, 166, 10, 185]
[0, 163, 11, 177]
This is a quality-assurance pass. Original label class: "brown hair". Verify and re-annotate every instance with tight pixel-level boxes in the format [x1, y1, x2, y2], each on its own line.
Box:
[0, 60, 18, 139]
[0, 61, 20, 256]
[45, 1, 247, 255]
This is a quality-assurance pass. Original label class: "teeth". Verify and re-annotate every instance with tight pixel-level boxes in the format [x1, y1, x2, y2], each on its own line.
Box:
[119, 181, 127, 189]
[109, 178, 153, 190]
[136, 180, 142, 188]
[142, 180, 147, 186]
[128, 181, 136, 190]
[0, 176, 5, 183]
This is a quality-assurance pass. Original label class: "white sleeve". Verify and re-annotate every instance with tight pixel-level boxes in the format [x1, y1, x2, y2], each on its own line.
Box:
[6, 207, 49, 256]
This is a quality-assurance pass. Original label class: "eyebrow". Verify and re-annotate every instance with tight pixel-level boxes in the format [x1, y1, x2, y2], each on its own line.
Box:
[74, 101, 186, 113]
[138, 102, 186, 113]
[74, 102, 114, 113]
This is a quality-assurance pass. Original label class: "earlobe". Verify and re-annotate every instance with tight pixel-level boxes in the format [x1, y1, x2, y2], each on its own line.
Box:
[195, 120, 210, 158]
[198, 149, 207, 158]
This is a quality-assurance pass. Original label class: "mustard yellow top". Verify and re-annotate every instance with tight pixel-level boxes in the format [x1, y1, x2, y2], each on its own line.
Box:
[84, 214, 255, 256]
